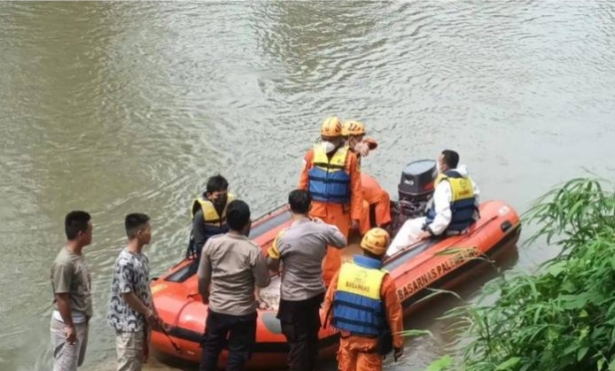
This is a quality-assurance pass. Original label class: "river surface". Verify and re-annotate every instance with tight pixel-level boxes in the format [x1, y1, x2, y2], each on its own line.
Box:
[1, 1, 614, 370]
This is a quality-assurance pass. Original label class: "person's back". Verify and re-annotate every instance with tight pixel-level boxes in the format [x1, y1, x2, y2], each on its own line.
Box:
[323, 228, 404, 371]
[275, 220, 346, 301]
[197, 199, 270, 371]
[266, 189, 346, 371]
[202, 233, 268, 315]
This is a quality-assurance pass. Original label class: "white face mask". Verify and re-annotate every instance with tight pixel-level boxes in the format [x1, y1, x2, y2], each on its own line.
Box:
[322, 141, 336, 153]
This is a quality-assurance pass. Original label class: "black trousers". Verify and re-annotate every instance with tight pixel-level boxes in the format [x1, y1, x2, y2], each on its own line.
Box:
[277, 293, 325, 371]
[199, 309, 257, 371]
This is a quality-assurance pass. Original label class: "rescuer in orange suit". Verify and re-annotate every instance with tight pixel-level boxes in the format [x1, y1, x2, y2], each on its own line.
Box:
[298, 116, 363, 287]
[323, 228, 404, 371]
[342, 121, 392, 234]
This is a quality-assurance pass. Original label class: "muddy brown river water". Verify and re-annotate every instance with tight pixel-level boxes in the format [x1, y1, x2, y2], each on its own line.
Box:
[1, 1, 614, 370]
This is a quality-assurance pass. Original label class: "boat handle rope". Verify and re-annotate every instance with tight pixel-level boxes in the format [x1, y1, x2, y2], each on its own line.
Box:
[159, 322, 182, 354]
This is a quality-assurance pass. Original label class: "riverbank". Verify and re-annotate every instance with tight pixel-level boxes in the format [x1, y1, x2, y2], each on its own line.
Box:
[415, 178, 615, 371]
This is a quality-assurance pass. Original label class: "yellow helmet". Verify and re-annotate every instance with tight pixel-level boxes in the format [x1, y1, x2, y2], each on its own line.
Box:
[343, 120, 366, 136]
[321, 116, 343, 137]
[360, 227, 390, 256]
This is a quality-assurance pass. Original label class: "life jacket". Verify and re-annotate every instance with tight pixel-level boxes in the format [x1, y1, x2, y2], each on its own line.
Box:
[190, 193, 236, 239]
[425, 170, 477, 232]
[331, 255, 388, 336]
[307, 144, 351, 204]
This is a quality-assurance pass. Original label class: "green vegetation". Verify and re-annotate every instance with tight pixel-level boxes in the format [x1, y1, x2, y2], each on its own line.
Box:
[408, 178, 615, 371]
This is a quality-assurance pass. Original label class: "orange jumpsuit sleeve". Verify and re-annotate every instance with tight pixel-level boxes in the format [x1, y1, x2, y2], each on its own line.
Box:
[323, 270, 340, 328]
[381, 275, 404, 349]
[298, 149, 314, 190]
[346, 152, 363, 221]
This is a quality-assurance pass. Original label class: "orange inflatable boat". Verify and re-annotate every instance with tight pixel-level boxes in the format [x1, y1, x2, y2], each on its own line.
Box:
[150, 159, 521, 369]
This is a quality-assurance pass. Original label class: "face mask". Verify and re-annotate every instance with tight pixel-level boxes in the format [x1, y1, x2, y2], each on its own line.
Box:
[322, 141, 336, 153]
[213, 195, 227, 207]
[436, 160, 441, 173]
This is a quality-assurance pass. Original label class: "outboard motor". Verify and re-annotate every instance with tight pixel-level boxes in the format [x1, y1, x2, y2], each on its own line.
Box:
[390, 159, 438, 231]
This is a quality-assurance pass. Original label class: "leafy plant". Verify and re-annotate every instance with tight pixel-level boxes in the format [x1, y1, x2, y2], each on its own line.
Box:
[413, 178, 615, 371]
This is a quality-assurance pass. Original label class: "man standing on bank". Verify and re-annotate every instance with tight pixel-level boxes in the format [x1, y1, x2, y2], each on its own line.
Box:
[267, 189, 347, 371]
[50, 211, 94, 371]
[198, 199, 271, 371]
[108, 213, 159, 371]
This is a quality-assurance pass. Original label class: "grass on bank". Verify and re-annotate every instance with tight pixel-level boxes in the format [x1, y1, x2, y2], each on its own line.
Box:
[403, 177, 615, 371]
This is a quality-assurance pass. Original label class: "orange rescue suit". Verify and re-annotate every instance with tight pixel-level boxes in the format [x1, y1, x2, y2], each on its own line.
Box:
[354, 138, 392, 233]
[323, 269, 404, 371]
[358, 174, 392, 234]
[299, 147, 363, 286]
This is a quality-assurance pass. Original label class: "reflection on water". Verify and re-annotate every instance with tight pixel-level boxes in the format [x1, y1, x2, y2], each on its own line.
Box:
[0, 1, 614, 370]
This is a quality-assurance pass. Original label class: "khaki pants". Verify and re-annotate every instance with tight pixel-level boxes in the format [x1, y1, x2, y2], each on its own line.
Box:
[116, 329, 147, 371]
[50, 317, 89, 371]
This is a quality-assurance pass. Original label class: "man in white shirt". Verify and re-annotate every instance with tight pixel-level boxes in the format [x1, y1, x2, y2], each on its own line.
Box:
[387, 150, 480, 257]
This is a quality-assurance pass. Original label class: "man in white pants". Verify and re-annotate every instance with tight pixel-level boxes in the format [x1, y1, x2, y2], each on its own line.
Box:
[387, 150, 480, 257]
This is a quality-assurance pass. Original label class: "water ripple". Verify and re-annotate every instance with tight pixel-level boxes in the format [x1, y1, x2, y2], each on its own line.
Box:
[1, 1, 615, 370]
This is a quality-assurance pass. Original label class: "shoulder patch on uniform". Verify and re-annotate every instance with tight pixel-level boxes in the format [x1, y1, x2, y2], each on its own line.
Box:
[268, 228, 290, 259]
